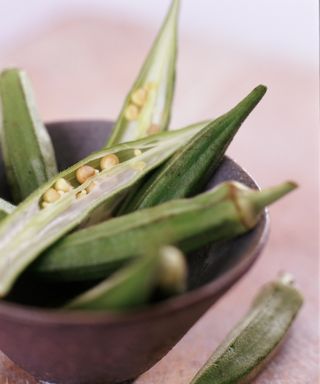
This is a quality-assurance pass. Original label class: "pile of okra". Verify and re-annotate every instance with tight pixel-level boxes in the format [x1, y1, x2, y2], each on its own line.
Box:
[0, 0, 297, 311]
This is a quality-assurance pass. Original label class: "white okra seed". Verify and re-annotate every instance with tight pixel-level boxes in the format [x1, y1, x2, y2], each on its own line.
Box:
[76, 165, 96, 184]
[131, 88, 148, 107]
[125, 104, 139, 121]
[42, 188, 60, 203]
[86, 182, 97, 193]
[76, 190, 88, 200]
[54, 178, 73, 192]
[100, 154, 120, 171]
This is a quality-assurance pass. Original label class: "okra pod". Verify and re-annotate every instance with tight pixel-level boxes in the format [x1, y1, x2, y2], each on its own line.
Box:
[0, 68, 58, 203]
[33, 181, 297, 282]
[0, 198, 14, 221]
[106, 0, 180, 146]
[66, 241, 184, 310]
[0, 124, 203, 297]
[119, 85, 267, 214]
[190, 274, 303, 384]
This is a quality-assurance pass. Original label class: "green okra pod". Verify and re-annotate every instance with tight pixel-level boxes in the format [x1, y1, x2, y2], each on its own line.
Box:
[0, 123, 204, 297]
[106, 0, 180, 146]
[190, 273, 303, 384]
[0, 198, 15, 221]
[65, 245, 182, 311]
[0, 68, 58, 203]
[33, 180, 297, 282]
[119, 85, 267, 214]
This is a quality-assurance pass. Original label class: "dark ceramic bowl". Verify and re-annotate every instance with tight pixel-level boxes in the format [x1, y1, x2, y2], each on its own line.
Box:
[0, 121, 269, 384]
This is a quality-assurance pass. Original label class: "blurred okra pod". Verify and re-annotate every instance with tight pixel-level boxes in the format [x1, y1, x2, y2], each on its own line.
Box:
[0, 68, 58, 203]
[106, 0, 180, 146]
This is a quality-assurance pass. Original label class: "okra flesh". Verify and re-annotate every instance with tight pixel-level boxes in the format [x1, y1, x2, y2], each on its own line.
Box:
[0, 69, 58, 203]
[65, 247, 162, 311]
[120, 85, 267, 214]
[33, 181, 296, 282]
[106, 0, 180, 146]
[0, 125, 202, 297]
[0, 198, 15, 221]
[190, 276, 303, 384]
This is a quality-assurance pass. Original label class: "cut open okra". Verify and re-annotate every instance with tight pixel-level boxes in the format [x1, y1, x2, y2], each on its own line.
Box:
[106, 0, 180, 146]
[119, 85, 267, 214]
[33, 180, 297, 282]
[0, 68, 58, 203]
[0, 123, 205, 297]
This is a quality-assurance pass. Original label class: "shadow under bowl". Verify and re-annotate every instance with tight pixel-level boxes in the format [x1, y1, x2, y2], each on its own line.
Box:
[0, 121, 269, 384]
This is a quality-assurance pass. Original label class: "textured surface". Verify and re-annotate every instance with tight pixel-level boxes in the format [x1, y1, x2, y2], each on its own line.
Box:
[0, 10, 318, 384]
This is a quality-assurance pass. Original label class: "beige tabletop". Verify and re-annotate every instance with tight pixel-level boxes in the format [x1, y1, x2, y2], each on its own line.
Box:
[0, 12, 318, 384]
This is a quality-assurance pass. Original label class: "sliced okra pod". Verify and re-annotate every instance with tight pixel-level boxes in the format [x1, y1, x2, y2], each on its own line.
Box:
[106, 0, 180, 146]
[119, 85, 267, 214]
[0, 68, 58, 203]
[190, 273, 303, 384]
[0, 198, 15, 221]
[65, 245, 175, 311]
[33, 180, 297, 282]
[0, 123, 204, 297]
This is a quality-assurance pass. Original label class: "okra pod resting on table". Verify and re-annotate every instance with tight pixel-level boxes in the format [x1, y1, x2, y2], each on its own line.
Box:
[0, 68, 58, 203]
[119, 85, 267, 214]
[190, 274, 303, 384]
[106, 0, 180, 146]
[33, 180, 297, 282]
[0, 123, 204, 297]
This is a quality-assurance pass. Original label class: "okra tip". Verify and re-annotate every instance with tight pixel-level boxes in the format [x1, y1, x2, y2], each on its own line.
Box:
[251, 180, 298, 212]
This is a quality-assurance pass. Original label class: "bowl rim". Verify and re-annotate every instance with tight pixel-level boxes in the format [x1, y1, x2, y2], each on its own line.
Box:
[0, 121, 270, 325]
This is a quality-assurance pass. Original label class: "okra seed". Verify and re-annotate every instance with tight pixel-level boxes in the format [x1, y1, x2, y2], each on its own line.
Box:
[134, 149, 142, 157]
[76, 165, 96, 184]
[41, 201, 53, 209]
[144, 82, 156, 91]
[131, 161, 146, 171]
[100, 154, 120, 170]
[125, 104, 139, 121]
[76, 190, 88, 200]
[148, 124, 160, 135]
[57, 190, 65, 197]
[54, 178, 72, 192]
[42, 188, 61, 203]
[86, 182, 97, 193]
[131, 88, 147, 107]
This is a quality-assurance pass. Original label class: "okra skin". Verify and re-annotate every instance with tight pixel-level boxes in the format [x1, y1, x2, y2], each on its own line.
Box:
[0, 69, 58, 203]
[106, 0, 180, 146]
[33, 181, 296, 282]
[0, 198, 14, 221]
[0, 124, 203, 297]
[65, 247, 163, 311]
[120, 85, 267, 214]
[190, 275, 303, 384]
